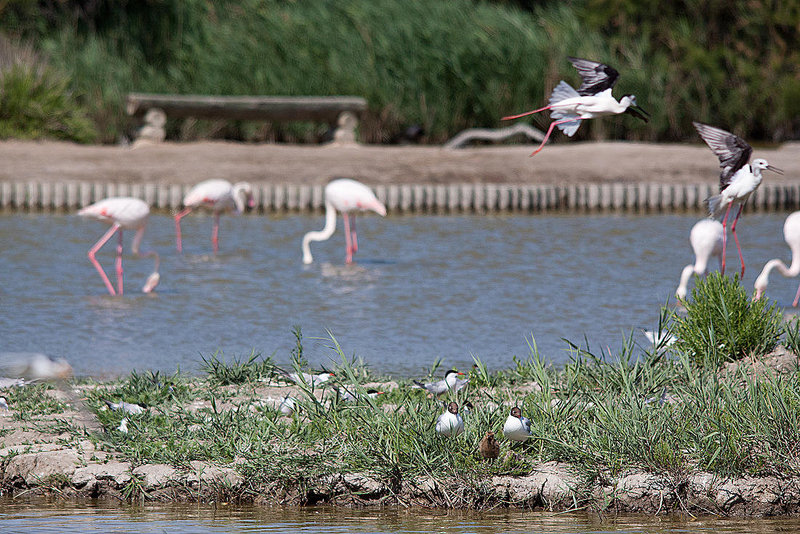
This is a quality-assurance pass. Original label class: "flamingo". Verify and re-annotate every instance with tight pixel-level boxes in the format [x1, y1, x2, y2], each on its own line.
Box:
[694, 122, 783, 277]
[174, 179, 254, 254]
[754, 211, 800, 305]
[301, 178, 387, 264]
[502, 57, 649, 156]
[676, 219, 724, 299]
[78, 197, 160, 296]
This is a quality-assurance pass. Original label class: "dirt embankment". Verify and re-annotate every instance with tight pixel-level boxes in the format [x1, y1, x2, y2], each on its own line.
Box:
[2, 140, 800, 186]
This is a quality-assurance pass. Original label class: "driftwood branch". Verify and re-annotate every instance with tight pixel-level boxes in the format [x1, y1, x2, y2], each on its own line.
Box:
[444, 123, 545, 149]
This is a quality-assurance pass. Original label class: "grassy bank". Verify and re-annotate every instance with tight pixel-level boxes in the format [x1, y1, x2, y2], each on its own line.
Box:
[2, 1, 798, 144]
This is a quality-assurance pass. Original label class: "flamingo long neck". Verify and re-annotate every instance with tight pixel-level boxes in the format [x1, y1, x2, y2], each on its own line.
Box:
[676, 264, 695, 299]
[232, 183, 249, 213]
[131, 226, 160, 272]
[301, 201, 338, 264]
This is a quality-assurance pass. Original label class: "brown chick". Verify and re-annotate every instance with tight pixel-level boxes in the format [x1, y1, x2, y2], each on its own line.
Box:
[479, 431, 500, 460]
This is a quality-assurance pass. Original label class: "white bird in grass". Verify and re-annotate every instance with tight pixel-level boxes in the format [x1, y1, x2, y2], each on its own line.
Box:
[78, 197, 160, 296]
[105, 400, 145, 415]
[502, 57, 649, 156]
[259, 395, 296, 415]
[412, 369, 468, 396]
[754, 211, 800, 305]
[503, 406, 531, 442]
[436, 402, 464, 437]
[694, 122, 784, 277]
[676, 219, 724, 300]
[174, 179, 254, 254]
[335, 386, 385, 402]
[117, 418, 129, 434]
[0, 398, 8, 411]
[301, 178, 387, 264]
[279, 369, 335, 387]
[642, 330, 677, 347]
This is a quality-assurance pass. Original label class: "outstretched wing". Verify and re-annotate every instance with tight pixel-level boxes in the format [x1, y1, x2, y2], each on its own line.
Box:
[693, 122, 752, 190]
[568, 57, 620, 95]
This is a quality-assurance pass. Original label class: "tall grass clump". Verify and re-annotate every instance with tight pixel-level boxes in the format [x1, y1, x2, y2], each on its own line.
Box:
[673, 272, 783, 367]
[0, 35, 96, 142]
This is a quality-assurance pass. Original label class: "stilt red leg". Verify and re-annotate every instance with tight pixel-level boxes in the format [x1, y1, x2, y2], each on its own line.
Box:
[174, 207, 193, 252]
[501, 105, 551, 121]
[720, 203, 733, 275]
[87, 223, 121, 296]
[212, 212, 220, 254]
[530, 118, 581, 156]
[730, 204, 745, 277]
[343, 213, 353, 263]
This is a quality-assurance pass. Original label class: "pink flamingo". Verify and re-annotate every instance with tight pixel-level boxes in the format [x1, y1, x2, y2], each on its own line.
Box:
[754, 211, 800, 305]
[174, 179, 254, 254]
[78, 197, 160, 296]
[694, 122, 783, 277]
[502, 57, 649, 156]
[301, 178, 386, 264]
[676, 219, 723, 300]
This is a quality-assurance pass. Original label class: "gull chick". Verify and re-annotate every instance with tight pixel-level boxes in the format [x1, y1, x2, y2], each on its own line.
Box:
[479, 431, 500, 460]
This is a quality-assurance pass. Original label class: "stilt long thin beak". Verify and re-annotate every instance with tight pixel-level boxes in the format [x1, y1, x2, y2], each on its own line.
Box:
[767, 165, 784, 175]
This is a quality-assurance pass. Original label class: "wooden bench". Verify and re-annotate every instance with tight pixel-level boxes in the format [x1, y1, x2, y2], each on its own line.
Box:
[126, 93, 368, 145]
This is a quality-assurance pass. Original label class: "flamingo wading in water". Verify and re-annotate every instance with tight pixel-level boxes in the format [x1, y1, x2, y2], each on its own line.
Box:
[502, 57, 649, 156]
[78, 197, 160, 296]
[754, 211, 800, 305]
[694, 122, 784, 277]
[676, 219, 723, 300]
[301, 178, 386, 264]
[174, 179, 254, 254]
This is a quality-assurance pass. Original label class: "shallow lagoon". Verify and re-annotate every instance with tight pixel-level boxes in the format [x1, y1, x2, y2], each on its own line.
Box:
[0, 212, 796, 377]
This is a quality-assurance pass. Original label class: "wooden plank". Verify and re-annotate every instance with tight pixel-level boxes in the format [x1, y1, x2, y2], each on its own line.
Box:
[127, 93, 367, 122]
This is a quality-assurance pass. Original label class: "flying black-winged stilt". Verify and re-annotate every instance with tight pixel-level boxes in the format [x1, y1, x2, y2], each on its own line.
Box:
[694, 122, 784, 277]
[502, 57, 649, 156]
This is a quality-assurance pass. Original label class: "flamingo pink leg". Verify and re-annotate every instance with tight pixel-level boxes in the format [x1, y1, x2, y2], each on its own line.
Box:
[343, 213, 353, 263]
[729, 204, 745, 277]
[87, 223, 121, 296]
[501, 105, 552, 121]
[792, 283, 800, 307]
[350, 215, 358, 254]
[115, 229, 124, 295]
[212, 212, 220, 254]
[720, 202, 733, 275]
[174, 207, 193, 252]
[530, 118, 581, 156]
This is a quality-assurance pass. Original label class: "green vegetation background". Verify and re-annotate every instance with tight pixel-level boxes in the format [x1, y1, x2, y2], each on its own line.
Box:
[1, 0, 798, 144]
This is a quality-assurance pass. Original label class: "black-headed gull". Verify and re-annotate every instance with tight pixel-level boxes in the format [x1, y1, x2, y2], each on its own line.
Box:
[503, 406, 531, 442]
[435, 401, 464, 437]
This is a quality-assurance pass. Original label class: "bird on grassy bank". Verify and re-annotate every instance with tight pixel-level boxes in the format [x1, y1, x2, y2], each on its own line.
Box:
[335, 386, 385, 402]
[502, 57, 649, 156]
[676, 219, 724, 300]
[258, 395, 296, 416]
[117, 418, 129, 434]
[278, 369, 335, 387]
[175, 179, 254, 254]
[754, 211, 800, 305]
[104, 400, 145, 415]
[0, 398, 8, 411]
[479, 431, 500, 460]
[0, 353, 73, 382]
[78, 197, 160, 296]
[694, 122, 783, 277]
[301, 178, 386, 264]
[503, 406, 531, 442]
[412, 369, 468, 396]
[436, 402, 464, 437]
[642, 330, 677, 348]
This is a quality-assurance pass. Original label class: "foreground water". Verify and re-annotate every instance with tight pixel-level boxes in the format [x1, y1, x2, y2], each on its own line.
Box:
[1, 212, 796, 377]
[2, 501, 800, 534]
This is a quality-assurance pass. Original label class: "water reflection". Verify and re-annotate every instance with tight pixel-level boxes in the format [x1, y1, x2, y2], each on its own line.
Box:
[0, 212, 796, 377]
[1, 501, 800, 533]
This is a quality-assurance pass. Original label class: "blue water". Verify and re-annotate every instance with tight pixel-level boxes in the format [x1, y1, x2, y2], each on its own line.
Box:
[1, 211, 796, 378]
